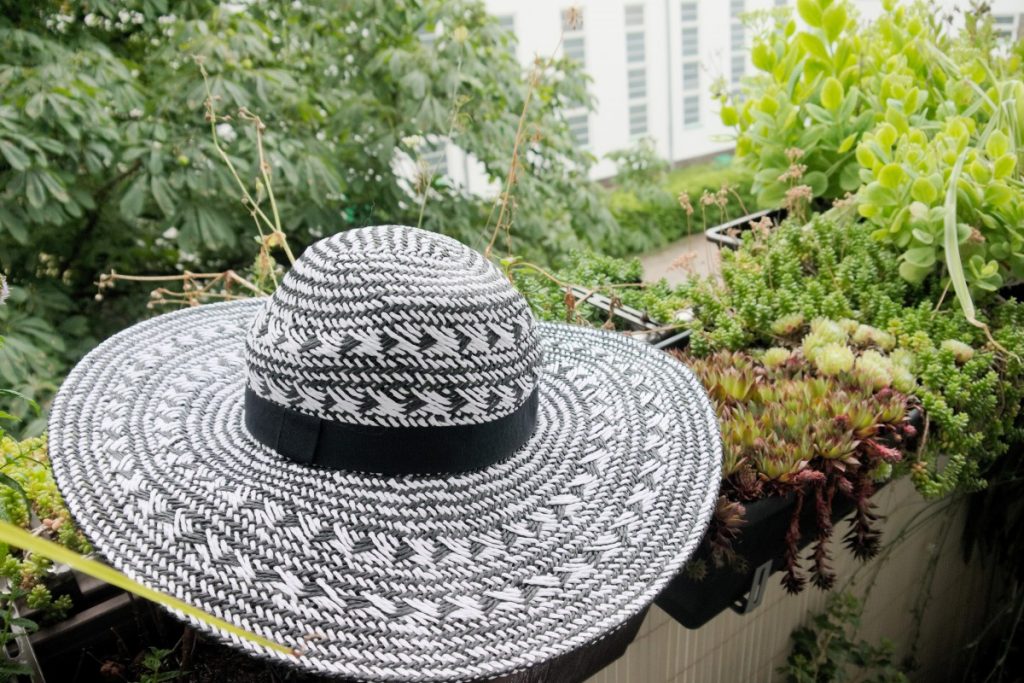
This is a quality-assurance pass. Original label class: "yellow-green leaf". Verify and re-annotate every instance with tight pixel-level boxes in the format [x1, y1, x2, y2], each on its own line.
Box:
[910, 176, 938, 204]
[821, 77, 844, 111]
[878, 163, 905, 189]
[822, 3, 847, 42]
[721, 105, 739, 126]
[751, 42, 775, 72]
[838, 133, 857, 154]
[985, 129, 1009, 159]
[797, 0, 823, 27]
[798, 32, 829, 62]
[994, 153, 1016, 179]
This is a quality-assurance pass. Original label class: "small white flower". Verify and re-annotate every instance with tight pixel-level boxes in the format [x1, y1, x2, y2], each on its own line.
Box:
[84, 13, 99, 27]
[216, 123, 237, 143]
[162, 227, 179, 240]
[344, 54, 354, 64]
[361, 28, 369, 38]
[316, 130, 326, 141]
[118, 10, 131, 23]
[324, 64, 339, 77]
[129, 107, 143, 119]
[401, 134, 425, 149]
[157, 14, 177, 25]
[291, 0, 302, 8]
[132, 12, 144, 24]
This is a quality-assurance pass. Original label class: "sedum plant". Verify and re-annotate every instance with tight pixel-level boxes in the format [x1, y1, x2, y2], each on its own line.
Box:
[856, 37, 1024, 300]
[677, 213, 1024, 498]
[722, 0, 878, 206]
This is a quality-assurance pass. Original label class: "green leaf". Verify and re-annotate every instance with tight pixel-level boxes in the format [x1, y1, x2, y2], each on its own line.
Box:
[878, 163, 905, 190]
[119, 173, 148, 219]
[751, 42, 775, 72]
[994, 153, 1016, 179]
[25, 173, 47, 209]
[839, 161, 860, 191]
[910, 176, 938, 204]
[796, 0, 823, 27]
[803, 170, 827, 196]
[797, 32, 829, 62]
[911, 228, 934, 244]
[837, 133, 857, 154]
[822, 3, 847, 42]
[985, 129, 1009, 159]
[151, 175, 176, 218]
[898, 259, 932, 284]
[904, 246, 936, 267]
[721, 106, 739, 126]
[821, 77, 843, 111]
[0, 140, 30, 171]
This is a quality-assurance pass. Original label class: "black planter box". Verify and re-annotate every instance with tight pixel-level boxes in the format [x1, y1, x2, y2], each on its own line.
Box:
[656, 403, 921, 630]
[656, 488, 863, 629]
[570, 285, 691, 351]
[705, 208, 787, 251]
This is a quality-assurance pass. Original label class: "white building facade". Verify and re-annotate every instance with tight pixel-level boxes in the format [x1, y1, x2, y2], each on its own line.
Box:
[431, 0, 1024, 191]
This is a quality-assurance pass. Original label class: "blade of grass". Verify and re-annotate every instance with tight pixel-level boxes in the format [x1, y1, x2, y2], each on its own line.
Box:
[0, 521, 296, 657]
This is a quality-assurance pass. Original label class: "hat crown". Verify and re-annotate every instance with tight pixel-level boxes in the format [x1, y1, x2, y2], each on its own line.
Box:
[244, 226, 541, 428]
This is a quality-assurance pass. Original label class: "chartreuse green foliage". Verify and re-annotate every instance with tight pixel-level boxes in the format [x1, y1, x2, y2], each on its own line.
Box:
[855, 20, 1024, 298]
[0, 0, 616, 418]
[0, 434, 89, 619]
[723, 0, 880, 206]
[676, 214, 1024, 497]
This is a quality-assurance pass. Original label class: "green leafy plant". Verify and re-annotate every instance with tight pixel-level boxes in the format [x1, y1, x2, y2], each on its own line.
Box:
[783, 591, 909, 683]
[722, 0, 877, 206]
[677, 213, 1024, 497]
[135, 647, 186, 683]
[0, 0, 617, 418]
[855, 28, 1024, 320]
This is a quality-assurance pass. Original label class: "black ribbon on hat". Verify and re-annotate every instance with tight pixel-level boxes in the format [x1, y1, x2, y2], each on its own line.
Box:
[243, 387, 539, 475]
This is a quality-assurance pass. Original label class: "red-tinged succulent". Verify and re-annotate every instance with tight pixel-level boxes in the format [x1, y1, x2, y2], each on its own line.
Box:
[679, 344, 920, 594]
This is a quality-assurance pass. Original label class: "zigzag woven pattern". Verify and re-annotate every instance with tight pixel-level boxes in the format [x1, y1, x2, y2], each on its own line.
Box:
[245, 226, 541, 427]
[48, 225, 722, 682]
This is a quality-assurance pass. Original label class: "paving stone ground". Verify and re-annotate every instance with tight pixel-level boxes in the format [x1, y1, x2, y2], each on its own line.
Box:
[638, 231, 722, 285]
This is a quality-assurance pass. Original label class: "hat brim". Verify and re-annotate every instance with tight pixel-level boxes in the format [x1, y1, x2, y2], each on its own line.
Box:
[49, 299, 721, 681]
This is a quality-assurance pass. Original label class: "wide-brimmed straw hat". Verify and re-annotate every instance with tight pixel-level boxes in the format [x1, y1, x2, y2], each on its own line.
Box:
[49, 225, 721, 681]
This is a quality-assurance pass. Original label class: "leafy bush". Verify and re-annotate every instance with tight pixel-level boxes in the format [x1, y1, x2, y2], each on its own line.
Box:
[603, 143, 755, 255]
[854, 10, 1024, 297]
[723, 0, 877, 206]
[784, 592, 908, 683]
[0, 0, 618, 417]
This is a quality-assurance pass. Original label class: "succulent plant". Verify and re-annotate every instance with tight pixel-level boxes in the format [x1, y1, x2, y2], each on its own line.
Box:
[682, 346, 918, 592]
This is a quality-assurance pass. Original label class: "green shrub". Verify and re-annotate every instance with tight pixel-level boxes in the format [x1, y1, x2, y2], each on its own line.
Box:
[0, 0, 618, 418]
[603, 143, 755, 256]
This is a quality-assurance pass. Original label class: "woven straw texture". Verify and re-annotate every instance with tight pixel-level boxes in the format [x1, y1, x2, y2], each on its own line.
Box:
[49, 226, 721, 682]
[245, 227, 541, 427]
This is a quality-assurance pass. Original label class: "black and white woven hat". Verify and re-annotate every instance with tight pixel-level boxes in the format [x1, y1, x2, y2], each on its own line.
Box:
[49, 225, 721, 681]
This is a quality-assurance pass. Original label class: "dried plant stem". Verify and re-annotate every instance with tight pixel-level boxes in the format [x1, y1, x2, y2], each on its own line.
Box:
[484, 25, 569, 259]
